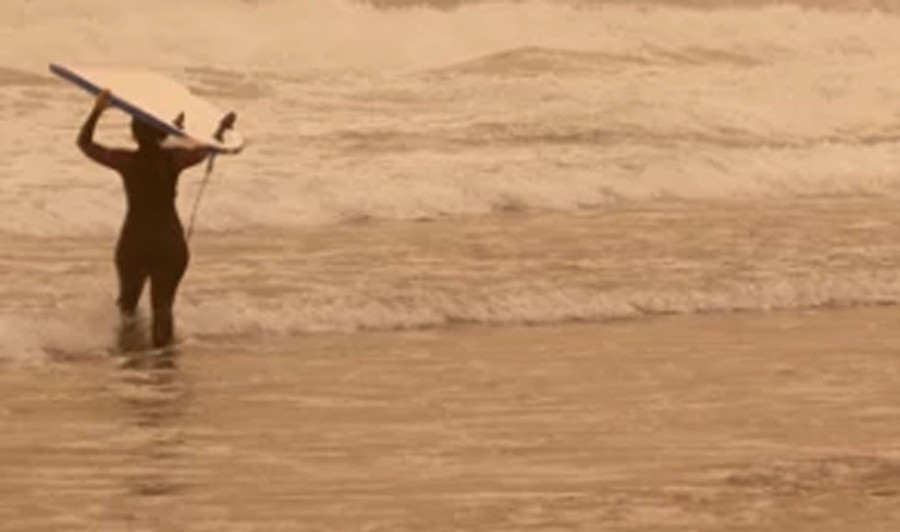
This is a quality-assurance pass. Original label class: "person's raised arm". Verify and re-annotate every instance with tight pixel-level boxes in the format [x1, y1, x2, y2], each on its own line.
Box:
[77, 90, 128, 171]
[170, 145, 210, 172]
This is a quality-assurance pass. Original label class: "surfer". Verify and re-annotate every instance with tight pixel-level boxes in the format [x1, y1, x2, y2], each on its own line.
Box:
[77, 90, 210, 348]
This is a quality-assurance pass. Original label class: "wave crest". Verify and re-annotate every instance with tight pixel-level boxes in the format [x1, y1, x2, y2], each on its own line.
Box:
[431, 45, 767, 77]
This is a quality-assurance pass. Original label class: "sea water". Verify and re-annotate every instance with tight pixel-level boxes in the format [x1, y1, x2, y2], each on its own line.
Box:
[1, 1, 900, 530]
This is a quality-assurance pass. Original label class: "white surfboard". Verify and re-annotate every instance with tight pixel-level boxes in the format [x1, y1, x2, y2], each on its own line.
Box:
[49, 63, 244, 154]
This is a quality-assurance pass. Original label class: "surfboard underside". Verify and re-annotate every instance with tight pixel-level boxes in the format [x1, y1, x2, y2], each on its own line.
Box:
[50, 63, 243, 154]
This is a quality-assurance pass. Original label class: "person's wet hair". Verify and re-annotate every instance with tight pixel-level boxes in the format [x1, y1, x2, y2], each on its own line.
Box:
[131, 118, 167, 147]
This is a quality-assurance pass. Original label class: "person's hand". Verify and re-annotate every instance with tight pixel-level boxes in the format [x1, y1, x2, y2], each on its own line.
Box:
[214, 111, 237, 141]
[93, 89, 112, 112]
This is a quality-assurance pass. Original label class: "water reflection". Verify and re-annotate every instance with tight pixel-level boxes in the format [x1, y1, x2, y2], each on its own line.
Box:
[111, 336, 192, 509]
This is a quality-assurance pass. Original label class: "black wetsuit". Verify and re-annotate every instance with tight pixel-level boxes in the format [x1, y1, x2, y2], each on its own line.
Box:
[78, 109, 207, 347]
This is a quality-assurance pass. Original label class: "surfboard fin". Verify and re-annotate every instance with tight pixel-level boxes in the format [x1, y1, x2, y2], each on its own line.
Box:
[173, 112, 185, 130]
[214, 112, 237, 142]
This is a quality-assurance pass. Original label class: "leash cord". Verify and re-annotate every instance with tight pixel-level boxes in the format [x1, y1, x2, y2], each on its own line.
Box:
[185, 153, 216, 242]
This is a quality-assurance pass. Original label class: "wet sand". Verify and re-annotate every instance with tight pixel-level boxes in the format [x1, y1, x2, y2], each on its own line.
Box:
[2, 306, 899, 531]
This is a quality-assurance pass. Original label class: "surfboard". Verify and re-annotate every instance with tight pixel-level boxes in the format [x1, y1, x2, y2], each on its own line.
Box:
[49, 63, 244, 154]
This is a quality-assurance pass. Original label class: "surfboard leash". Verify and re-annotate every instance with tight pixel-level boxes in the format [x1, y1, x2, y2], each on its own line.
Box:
[185, 153, 217, 243]
[185, 112, 237, 242]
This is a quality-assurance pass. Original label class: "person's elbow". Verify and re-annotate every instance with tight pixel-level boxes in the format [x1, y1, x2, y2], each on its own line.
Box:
[76, 136, 92, 157]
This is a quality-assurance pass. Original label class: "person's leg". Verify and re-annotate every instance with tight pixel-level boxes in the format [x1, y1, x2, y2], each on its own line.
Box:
[149, 248, 188, 348]
[116, 253, 146, 316]
[115, 247, 147, 350]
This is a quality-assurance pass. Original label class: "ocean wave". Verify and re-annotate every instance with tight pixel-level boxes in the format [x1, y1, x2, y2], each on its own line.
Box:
[0, 302, 117, 365]
[0, 67, 55, 87]
[5, 270, 900, 360]
[5, 0, 900, 239]
[429, 45, 769, 77]
[7, 189, 900, 355]
[6, 140, 900, 238]
[182, 66, 269, 100]
[3, 0, 891, 75]
[22, 270, 900, 358]
[175, 271, 900, 336]
[358, 0, 899, 12]
[298, 112, 900, 153]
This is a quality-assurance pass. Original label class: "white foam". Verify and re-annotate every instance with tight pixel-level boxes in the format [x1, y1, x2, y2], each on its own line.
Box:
[0, 299, 118, 365]
[1, 1, 897, 72]
[3, 263, 899, 348]
[175, 271, 900, 337]
[5, 2, 900, 237]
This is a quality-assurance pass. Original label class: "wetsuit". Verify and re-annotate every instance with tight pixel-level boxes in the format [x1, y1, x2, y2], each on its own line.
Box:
[78, 107, 207, 347]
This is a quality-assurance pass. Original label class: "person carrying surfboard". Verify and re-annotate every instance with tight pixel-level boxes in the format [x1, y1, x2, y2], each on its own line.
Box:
[77, 90, 212, 348]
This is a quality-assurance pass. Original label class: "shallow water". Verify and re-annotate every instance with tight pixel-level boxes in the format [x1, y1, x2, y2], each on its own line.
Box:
[6, 195, 900, 353]
[3, 307, 900, 531]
